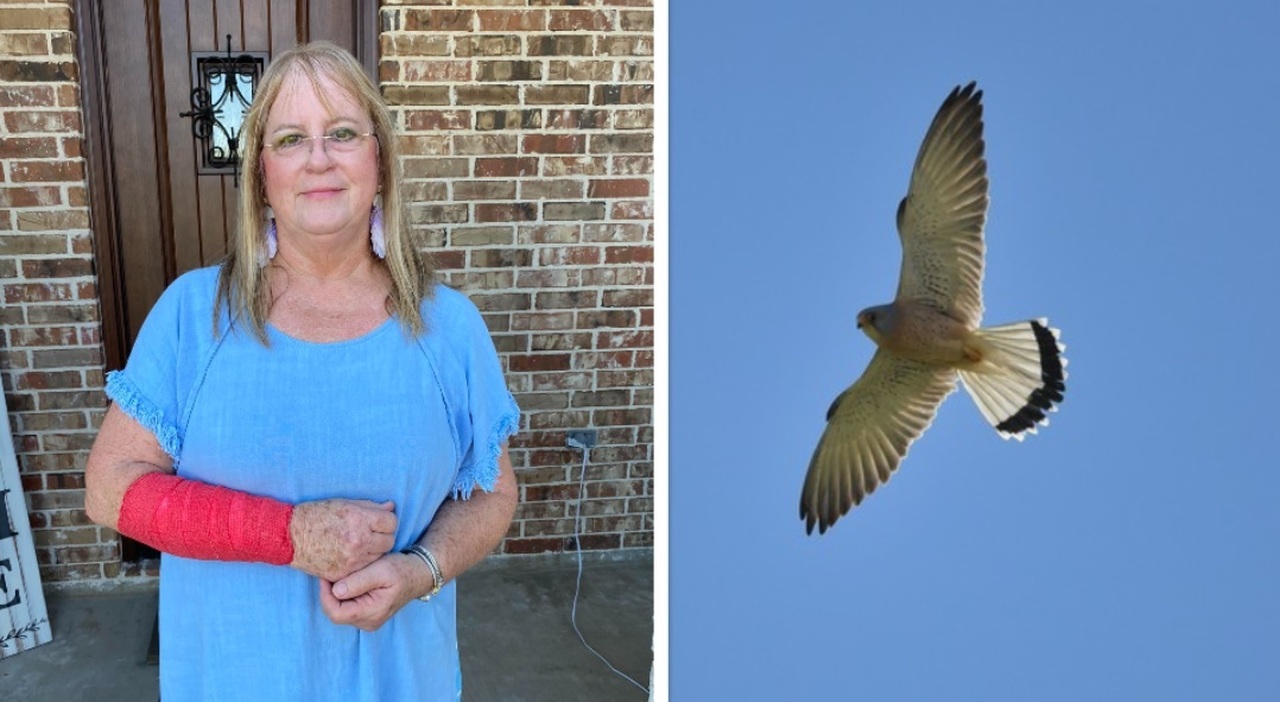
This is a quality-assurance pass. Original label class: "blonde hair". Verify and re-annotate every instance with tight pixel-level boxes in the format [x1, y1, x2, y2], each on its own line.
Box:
[215, 41, 433, 342]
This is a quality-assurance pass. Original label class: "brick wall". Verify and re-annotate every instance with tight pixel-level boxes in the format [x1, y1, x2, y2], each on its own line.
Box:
[0, 0, 119, 582]
[378, 1, 655, 554]
[0, 0, 653, 585]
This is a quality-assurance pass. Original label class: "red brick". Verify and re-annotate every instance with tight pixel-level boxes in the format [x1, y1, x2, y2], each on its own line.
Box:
[43, 472, 86, 490]
[476, 60, 542, 82]
[0, 85, 55, 108]
[9, 326, 77, 347]
[598, 36, 652, 57]
[603, 289, 652, 307]
[522, 134, 584, 154]
[542, 156, 609, 176]
[403, 9, 475, 31]
[475, 109, 542, 131]
[476, 10, 546, 31]
[573, 351, 634, 370]
[0, 59, 77, 82]
[40, 564, 104, 582]
[523, 483, 581, 502]
[538, 245, 602, 266]
[0, 186, 62, 208]
[4, 109, 80, 133]
[520, 179, 583, 200]
[475, 157, 538, 177]
[529, 371, 592, 391]
[592, 408, 651, 426]
[612, 200, 653, 219]
[534, 290, 598, 309]
[470, 292, 531, 311]
[574, 534, 621, 550]
[0, 33, 49, 57]
[530, 34, 593, 57]
[548, 10, 613, 31]
[517, 268, 582, 288]
[21, 258, 93, 278]
[583, 223, 647, 242]
[402, 60, 471, 82]
[503, 537, 564, 554]
[527, 410, 591, 431]
[611, 155, 654, 175]
[380, 33, 450, 59]
[619, 10, 653, 31]
[509, 354, 572, 372]
[470, 248, 531, 267]
[588, 178, 649, 198]
[454, 134, 519, 155]
[510, 312, 575, 331]
[524, 85, 591, 105]
[456, 34, 522, 58]
[546, 108, 608, 130]
[598, 330, 653, 348]
[592, 84, 653, 106]
[475, 202, 537, 222]
[603, 245, 652, 264]
[405, 109, 471, 130]
[547, 59, 615, 83]
[16, 370, 82, 390]
[9, 160, 84, 183]
[454, 181, 517, 201]
[577, 310, 637, 328]
[517, 224, 580, 245]
[455, 85, 520, 106]
[56, 84, 78, 107]
[0, 7, 73, 31]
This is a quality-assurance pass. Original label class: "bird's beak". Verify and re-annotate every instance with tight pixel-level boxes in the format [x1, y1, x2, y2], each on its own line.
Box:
[856, 313, 866, 329]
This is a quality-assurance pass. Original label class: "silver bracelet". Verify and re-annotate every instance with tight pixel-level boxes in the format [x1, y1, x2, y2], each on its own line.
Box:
[403, 544, 443, 602]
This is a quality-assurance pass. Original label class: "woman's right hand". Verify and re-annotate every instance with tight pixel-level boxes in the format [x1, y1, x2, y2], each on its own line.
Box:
[289, 499, 398, 581]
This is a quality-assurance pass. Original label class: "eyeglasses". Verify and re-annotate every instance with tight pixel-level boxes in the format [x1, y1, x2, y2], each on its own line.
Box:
[265, 127, 375, 158]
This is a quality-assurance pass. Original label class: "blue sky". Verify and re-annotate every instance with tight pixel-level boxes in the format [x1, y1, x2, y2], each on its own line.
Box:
[669, 2, 1280, 699]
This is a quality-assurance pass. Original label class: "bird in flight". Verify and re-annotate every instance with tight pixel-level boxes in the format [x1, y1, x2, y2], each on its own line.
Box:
[800, 82, 1066, 535]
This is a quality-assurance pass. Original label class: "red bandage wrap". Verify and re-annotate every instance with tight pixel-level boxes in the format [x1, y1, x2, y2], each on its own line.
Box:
[117, 472, 294, 565]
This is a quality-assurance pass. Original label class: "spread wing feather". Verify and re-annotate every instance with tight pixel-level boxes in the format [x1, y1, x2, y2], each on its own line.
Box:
[896, 82, 989, 327]
[800, 351, 958, 534]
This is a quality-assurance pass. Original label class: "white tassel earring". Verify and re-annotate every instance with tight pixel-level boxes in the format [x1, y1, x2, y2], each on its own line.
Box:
[258, 206, 278, 267]
[370, 194, 386, 259]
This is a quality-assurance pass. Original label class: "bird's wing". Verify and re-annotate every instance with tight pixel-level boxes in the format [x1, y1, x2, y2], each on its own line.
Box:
[896, 82, 989, 327]
[800, 351, 958, 534]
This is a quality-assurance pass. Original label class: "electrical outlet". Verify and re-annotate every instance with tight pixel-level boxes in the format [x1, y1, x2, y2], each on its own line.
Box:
[566, 429, 598, 449]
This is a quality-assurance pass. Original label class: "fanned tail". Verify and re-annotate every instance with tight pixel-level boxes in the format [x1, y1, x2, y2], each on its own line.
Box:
[957, 319, 1066, 441]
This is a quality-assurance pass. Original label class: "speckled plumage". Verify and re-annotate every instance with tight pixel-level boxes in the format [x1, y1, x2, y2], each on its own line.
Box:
[801, 83, 1067, 535]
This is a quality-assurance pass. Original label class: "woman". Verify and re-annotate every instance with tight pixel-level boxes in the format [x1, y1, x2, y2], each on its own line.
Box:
[84, 42, 520, 700]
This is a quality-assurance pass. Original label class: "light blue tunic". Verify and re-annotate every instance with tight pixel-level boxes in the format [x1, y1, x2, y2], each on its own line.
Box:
[105, 266, 520, 701]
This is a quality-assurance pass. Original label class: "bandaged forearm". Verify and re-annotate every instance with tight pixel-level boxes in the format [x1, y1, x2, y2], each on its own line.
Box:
[117, 472, 294, 565]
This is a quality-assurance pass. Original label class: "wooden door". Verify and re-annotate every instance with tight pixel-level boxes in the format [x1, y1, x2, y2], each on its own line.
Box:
[76, 0, 378, 560]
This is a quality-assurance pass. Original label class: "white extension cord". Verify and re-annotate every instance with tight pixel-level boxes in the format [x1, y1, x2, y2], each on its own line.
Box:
[570, 446, 650, 695]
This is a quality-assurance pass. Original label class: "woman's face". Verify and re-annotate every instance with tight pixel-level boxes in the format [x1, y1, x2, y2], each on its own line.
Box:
[260, 69, 379, 247]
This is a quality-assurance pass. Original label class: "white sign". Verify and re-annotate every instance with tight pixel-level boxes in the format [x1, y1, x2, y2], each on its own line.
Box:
[0, 390, 52, 659]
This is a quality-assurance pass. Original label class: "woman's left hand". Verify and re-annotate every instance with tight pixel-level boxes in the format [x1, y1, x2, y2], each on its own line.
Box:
[318, 553, 428, 631]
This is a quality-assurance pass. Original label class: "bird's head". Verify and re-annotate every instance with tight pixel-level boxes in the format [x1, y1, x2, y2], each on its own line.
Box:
[856, 304, 895, 343]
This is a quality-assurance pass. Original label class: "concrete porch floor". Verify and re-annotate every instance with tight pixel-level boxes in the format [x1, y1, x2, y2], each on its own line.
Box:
[0, 551, 653, 701]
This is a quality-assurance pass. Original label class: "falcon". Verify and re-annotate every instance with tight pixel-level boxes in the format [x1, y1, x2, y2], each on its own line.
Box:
[800, 82, 1067, 535]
